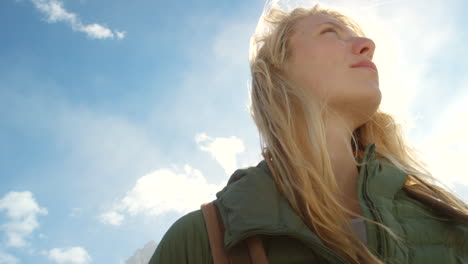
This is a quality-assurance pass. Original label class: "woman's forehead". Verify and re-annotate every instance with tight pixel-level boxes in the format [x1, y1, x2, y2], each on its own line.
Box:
[297, 13, 352, 34]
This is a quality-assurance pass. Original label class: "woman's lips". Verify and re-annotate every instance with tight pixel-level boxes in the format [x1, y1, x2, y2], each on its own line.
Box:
[352, 66, 378, 73]
[350, 60, 378, 73]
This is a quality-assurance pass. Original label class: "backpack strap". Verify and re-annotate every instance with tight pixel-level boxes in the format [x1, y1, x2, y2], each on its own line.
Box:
[201, 202, 229, 264]
[245, 236, 270, 264]
[201, 202, 270, 264]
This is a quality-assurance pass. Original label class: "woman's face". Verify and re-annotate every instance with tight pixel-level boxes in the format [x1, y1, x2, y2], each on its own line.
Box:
[286, 13, 381, 125]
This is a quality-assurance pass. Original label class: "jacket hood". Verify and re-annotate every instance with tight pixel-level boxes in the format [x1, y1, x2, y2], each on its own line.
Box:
[213, 143, 409, 255]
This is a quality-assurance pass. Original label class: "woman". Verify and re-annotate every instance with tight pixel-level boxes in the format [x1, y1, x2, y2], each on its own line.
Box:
[149, 3, 468, 264]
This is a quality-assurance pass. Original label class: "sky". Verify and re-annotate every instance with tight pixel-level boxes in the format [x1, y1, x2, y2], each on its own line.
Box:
[0, 0, 467, 263]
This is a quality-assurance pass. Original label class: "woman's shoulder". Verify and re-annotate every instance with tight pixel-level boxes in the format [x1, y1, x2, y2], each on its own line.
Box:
[168, 209, 207, 233]
[148, 209, 212, 264]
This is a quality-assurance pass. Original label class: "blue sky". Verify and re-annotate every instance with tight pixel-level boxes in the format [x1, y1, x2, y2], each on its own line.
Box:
[1, 0, 467, 263]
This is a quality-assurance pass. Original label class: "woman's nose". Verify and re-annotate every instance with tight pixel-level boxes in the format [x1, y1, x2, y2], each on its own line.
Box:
[352, 37, 376, 60]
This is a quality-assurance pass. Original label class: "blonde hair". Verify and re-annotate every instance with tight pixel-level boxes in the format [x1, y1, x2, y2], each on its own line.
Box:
[249, 3, 468, 264]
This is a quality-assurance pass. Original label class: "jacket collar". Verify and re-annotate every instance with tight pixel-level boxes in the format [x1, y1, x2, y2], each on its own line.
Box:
[213, 143, 408, 253]
[357, 143, 408, 200]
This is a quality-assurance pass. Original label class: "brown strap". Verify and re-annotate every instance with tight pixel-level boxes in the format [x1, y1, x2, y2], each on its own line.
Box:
[201, 202, 268, 264]
[229, 241, 252, 264]
[201, 202, 270, 264]
[201, 202, 229, 264]
[246, 236, 270, 264]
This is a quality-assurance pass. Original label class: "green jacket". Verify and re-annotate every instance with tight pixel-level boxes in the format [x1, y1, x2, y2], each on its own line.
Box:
[149, 143, 468, 263]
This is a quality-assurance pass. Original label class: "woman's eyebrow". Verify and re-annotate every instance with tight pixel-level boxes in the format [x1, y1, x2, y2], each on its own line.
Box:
[317, 21, 346, 32]
[317, 21, 356, 37]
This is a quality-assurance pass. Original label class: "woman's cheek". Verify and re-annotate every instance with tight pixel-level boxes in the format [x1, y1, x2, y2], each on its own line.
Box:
[335, 39, 346, 47]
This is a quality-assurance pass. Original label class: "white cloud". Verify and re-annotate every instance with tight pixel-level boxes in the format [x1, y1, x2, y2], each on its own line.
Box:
[196, 133, 246, 175]
[124, 240, 157, 264]
[29, 0, 125, 39]
[415, 89, 468, 197]
[98, 210, 124, 226]
[116, 30, 126, 39]
[0, 191, 48, 248]
[118, 164, 225, 216]
[80, 23, 113, 39]
[99, 133, 245, 224]
[0, 251, 19, 264]
[48, 247, 91, 264]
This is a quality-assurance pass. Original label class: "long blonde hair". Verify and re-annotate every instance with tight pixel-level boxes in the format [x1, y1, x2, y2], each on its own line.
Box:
[249, 3, 468, 264]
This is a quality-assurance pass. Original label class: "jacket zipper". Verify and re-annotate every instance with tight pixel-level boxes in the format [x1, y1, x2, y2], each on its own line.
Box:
[362, 167, 386, 261]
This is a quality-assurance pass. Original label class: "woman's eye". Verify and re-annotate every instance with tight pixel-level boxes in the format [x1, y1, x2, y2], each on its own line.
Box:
[322, 28, 337, 34]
